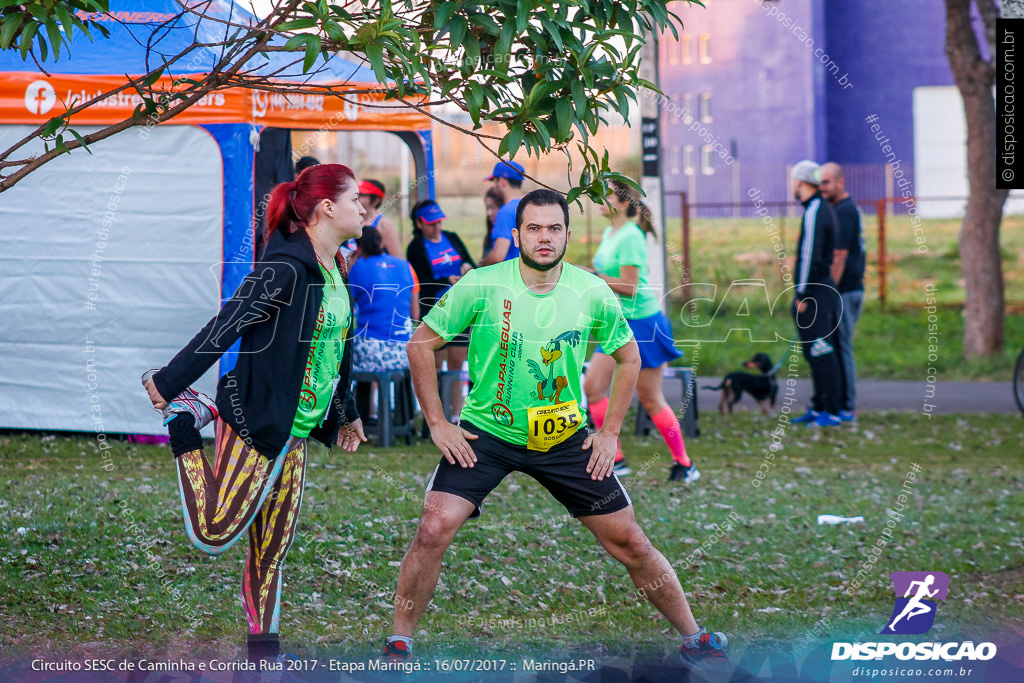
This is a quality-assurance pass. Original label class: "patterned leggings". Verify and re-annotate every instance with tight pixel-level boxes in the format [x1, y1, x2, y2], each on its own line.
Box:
[170, 418, 306, 636]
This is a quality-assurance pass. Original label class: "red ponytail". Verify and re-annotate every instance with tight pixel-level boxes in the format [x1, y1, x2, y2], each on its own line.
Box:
[265, 163, 356, 243]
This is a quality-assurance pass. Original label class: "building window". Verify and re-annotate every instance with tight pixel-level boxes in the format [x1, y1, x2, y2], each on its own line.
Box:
[699, 93, 712, 123]
[682, 35, 692, 64]
[684, 145, 695, 175]
[670, 145, 681, 175]
[682, 93, 693, 124]
[700, 145, 715, 175]
[668, 36, 678, 65]
[699, 33, 711, 64]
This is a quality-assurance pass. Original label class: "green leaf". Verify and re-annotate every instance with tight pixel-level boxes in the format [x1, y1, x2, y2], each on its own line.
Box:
[19, 20, 37, 59]
[532, 116, 550, 144]
[465, 82, 483, 126]
[571, 79, 585, 114]
[448, 15, 467, 46]
[323, 21, 344, 42]
[468, 12, 500, 35]
[538, 16, 563, 53]
[141, 67, 164, 87]
[507, 125, 524, 157]
[41, 116, 64, 137]
[463, 33, 480, 72]
[303, 34, 322, 72]
[434, 1, 459, 30]
[494, 20, 515, 74]
[365, 44, 387, 83]
[284, 34, 309, 51]
[278, 18, 319, 31]
[68, 127, 92, 154]
[555, 97, 573, 140]
[0, 13, 21, 50]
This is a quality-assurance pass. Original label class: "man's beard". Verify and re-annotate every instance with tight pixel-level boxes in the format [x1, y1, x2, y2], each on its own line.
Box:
[519, 243, 566, 271]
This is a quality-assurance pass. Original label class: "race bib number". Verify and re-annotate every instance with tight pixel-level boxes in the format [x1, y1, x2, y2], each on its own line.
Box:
[527, 400, 583, 452]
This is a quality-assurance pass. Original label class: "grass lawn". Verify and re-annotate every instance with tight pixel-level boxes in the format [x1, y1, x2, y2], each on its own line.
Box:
[2, 414, 1021, 668]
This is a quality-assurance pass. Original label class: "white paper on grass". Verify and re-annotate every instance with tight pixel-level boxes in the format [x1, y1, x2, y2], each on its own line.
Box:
[0, 124, 223, 436]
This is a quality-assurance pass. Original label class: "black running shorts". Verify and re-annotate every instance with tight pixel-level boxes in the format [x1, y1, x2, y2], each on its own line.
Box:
[426, 421, 632, 519]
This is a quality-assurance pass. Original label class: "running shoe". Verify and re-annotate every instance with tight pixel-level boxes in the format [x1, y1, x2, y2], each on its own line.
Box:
[141, 369, 218, 430]
[792, 409, 819, 425]
[381, 639, 411, 662]
[612, 459, 632, 476]
[815, 412, 842, 428]
[668, 463, 701, 484]
[679, 629, 729, 669]
[838, 410, 857, 422]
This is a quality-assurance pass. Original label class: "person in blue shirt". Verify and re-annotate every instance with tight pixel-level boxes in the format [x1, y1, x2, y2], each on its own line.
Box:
[479, 160, 525, 265]
[350, 226, 419, 422]
[350, 226, 419, 373]
[406, 199, 476, 420]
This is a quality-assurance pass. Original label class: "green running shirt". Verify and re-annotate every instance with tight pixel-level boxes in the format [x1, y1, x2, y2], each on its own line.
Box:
[423, 259, 634, 446]
[291, 263, 351, 438]
[592, 221, 661, 319]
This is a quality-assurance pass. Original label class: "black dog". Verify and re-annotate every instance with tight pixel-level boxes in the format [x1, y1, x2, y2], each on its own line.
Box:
[704, 352, 778, 414]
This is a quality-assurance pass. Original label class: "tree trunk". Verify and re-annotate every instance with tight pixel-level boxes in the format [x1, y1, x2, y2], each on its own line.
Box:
[946, 0, 1007, 358]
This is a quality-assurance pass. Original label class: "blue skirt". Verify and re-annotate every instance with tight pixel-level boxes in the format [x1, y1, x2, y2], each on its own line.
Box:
[596, 311, 683, 369]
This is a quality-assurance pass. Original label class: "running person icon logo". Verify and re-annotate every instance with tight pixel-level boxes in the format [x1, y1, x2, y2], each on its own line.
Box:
[880, 571, 949, 635]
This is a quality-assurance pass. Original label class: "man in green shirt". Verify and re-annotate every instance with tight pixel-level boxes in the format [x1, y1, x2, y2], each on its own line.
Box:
[382, 190, 729, 670]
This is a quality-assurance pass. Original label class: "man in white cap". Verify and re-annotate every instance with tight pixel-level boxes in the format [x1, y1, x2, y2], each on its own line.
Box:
[789, 160, 845, 427]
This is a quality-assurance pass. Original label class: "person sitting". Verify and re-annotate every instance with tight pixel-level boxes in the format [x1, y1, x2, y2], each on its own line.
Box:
[349, 226, 419, 422]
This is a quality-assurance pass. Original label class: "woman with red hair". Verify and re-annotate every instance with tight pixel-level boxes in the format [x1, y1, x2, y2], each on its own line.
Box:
[142, 163, 367, 666]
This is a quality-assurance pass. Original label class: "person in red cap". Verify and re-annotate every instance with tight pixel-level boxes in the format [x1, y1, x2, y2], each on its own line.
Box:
[358, 179, 402, 257]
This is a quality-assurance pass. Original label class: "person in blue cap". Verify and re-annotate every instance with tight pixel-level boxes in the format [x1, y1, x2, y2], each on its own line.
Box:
[406, 199, 476, 420]
[479, 159, 526, 265]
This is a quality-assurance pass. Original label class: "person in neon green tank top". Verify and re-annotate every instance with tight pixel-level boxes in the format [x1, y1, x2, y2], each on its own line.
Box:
[381, 189, 730, 669]
[586, 179, 699, 484]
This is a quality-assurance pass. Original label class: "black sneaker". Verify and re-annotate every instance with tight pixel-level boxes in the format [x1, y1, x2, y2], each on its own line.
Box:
[612, 459, 632, 476]
[668, 463, 701, 484]
[381, 639, 411, 663]
[680, 629, 729, 669]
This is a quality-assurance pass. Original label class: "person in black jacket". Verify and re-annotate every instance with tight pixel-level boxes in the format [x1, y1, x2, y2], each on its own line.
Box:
[789, 160, 845, 427]
[406, 199, 476, 420]
[141, 164, 367, 666]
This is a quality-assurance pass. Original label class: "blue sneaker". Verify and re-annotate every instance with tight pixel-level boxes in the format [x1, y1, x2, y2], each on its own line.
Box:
[792, 410, 819, 425]
[815, 412, 842, 427]
[839, 410, 857, 422]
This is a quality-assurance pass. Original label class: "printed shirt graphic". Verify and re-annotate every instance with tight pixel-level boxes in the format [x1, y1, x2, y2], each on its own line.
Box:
[423, 232, 463, 293]
[490, 198, 521, 260]
[291, 264, 350, 438]
[423, 259, 633, 445]
[592, 221, 660, 320]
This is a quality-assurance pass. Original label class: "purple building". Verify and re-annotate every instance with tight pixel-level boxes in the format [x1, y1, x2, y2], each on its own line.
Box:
[658, 0, 954, 215]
